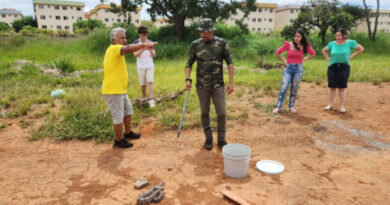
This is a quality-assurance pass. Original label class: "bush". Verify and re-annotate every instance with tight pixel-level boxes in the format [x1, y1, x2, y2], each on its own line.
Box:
[0, 22, 11, 32]
[20, 25, 37, 36]
[74, 28, 89, 35]
[87, 28, 111, 54]
[73, 19, 105, 32]
[9, 35, 26, 47]
[55, 58, 75, 73]
[57, 30, 70, 37]
[12, 16, 37, 32]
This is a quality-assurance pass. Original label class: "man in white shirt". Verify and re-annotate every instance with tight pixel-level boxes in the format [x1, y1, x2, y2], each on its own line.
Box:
[133, 26, 156, 107]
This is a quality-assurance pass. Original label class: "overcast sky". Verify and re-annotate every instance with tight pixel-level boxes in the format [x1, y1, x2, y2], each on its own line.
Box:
[1, 0, 389, 20]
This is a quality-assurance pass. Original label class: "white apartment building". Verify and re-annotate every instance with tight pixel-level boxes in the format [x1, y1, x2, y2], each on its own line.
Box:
[356, 10, 390, 33]
[224, 3, 278, 33]
[275, 5, 301, 31]
[0, 9, 23, 26]
[85, 4, 141, 27]
[33, 0, 85, 32]
[154, 18, 169, 27]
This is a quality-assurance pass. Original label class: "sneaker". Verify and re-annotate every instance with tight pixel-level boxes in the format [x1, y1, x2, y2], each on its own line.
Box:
[203, 139, 213, 150]
[124, 131, 141, 140]
[324, 105, 333, 110]
[340, 107, 347, 113]
[113, 139, 133, 149]
[289, 107, 297, 113]
[149, 99, 155, 108]
[272, 108, 280, 114]
[218, 140, 227, 148]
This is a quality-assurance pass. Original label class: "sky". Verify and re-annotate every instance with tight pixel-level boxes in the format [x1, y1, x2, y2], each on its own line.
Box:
[1, 0, 389, 20]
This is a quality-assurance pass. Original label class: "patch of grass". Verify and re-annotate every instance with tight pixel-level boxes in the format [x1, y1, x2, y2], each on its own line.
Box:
[254, 102, 274, 113]
[54, 58, 75, 73]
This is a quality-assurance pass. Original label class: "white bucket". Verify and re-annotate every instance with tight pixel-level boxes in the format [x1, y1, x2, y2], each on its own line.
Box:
[222, 144, 251, 178]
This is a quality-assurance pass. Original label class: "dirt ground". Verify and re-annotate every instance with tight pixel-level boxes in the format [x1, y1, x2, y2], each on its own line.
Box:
[1, 82, 390, 205]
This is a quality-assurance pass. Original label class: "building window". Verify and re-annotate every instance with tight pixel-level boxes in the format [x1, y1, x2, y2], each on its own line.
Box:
[1, 15, 5, 18]
[65, 26, 69, 30]
[56, 16, 60, 20]
[57, 25, 62, 29]
[72, 16, 74, 19]
[258, 8, 262, 12]
[48, 5, 50, 8]
[49, 15, 52, 18]
[78, 17, 82, 20]
[252, 18, 256, 22]
[71, 7, 73, 9]
[252, 28, 255, 31]
[14, 14, 17, 17]
[265, 8, 268, 12]
[42, 25, 47, 29]
[270, 9, 273, 13]
[77, 7, 81, 11]
[50, 25, 53, 28]
[39, 5, 44, 9]
[258, 18, 261, 22]
[105, 9, 108, 13]
[62, 6, 67, 10]
[136, 20, 139, 23]
[257, 28, 261, 31]
[291, 9, 294, 13]
[290, 19, 294, 23]
[117, 19, 121, 22]
[64, 16, 68, 20]
[54, 5, 59, 10]
[105, 18, 109, 22]
[40, 15, 45, 19]
[124, 19, 127, 22]
[269, 18, 272, 22]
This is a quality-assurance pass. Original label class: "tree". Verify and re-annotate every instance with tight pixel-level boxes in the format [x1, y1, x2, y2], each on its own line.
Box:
[341, 4, 370, 24]
[140, 0, 256, 39]
[109, 0, 138, 25]
[12, 16, 37, 32]
[363, 0, 380, 42]
[281, 0, 354, 45]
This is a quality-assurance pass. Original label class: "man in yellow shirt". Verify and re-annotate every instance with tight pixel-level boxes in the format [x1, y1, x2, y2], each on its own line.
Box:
[103, 27, 156, 149]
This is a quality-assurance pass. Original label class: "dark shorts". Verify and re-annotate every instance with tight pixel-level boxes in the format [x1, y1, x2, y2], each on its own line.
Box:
[327, 63, 350, 88]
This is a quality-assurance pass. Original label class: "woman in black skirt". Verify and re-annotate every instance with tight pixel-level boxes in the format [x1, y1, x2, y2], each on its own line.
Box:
[322, 28, 364, 113]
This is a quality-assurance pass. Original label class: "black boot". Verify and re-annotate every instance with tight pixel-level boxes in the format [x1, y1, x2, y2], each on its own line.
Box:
[218, 140, 227, 148]
[113, 139, 133, 149]
[124, 131, 141, 140]
[204, 139, 213, 150]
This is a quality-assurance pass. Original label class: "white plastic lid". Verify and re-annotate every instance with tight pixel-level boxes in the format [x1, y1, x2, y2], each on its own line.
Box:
[256, 160, 285, 175]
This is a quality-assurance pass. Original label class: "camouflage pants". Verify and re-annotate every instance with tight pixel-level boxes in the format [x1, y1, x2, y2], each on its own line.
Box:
[196, 86, 226, 141]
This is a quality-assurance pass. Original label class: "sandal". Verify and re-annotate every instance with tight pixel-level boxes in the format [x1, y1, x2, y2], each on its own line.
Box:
[324, 105, 333, 110]
[272, 108, 280, 114]
[340, 107, 347, 113]
[289, 107, 297, 113]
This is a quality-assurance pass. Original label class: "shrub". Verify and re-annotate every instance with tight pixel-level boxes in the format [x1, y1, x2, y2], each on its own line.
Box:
[74, 28, 89, 35]
[0, 22, 11, 32]
[57, 30, 70, 37]
[12, 16, 37, 32]
[87, 28, 111, 54]
[55, 58, 75, 73]
[9, 35, 26, 46]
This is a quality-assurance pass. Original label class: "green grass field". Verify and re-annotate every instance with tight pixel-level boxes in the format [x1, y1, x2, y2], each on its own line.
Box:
[1, 33, 389, 142]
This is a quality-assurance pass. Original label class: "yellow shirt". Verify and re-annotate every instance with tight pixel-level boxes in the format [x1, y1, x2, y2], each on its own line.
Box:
[102, 44, 128, 94]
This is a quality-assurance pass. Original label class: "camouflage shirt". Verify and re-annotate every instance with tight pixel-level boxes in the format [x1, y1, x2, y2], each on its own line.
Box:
[185, 36, 233, 89]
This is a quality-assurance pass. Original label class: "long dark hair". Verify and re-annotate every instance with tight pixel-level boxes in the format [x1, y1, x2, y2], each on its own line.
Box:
[293, 29, 310, 54]
[336, 28, 348, 40]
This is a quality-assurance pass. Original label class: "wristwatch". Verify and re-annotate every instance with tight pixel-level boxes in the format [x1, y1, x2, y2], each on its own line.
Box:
[186, 78, 192, 83]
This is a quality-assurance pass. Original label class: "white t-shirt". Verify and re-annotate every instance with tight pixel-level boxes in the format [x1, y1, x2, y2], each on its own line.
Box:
[133, 39, 155, 69]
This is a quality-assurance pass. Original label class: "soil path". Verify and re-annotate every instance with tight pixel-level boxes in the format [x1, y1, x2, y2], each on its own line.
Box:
[1, 82, 390, 205]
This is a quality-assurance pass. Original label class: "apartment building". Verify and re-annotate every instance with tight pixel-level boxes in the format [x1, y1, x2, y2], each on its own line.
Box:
[0, 9, 23, 26]
[33, 0, 85, 32]
[275, 5, 301, 31]
[154, 18, 169, 27]
[85, 4, 141, 27]
[224, 3, 278, 33]
[356, 10, 390, 33]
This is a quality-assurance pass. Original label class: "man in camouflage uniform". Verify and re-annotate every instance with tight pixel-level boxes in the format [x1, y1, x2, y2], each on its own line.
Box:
[185, 18, 234, 150]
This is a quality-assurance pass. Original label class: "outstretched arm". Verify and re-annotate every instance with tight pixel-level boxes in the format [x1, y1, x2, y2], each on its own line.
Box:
[122, 42, 157, 55]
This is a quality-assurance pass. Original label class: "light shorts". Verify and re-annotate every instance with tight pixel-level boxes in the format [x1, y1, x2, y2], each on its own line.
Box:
[103, 94, 133, 124]
[137, 67, 154, 86]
